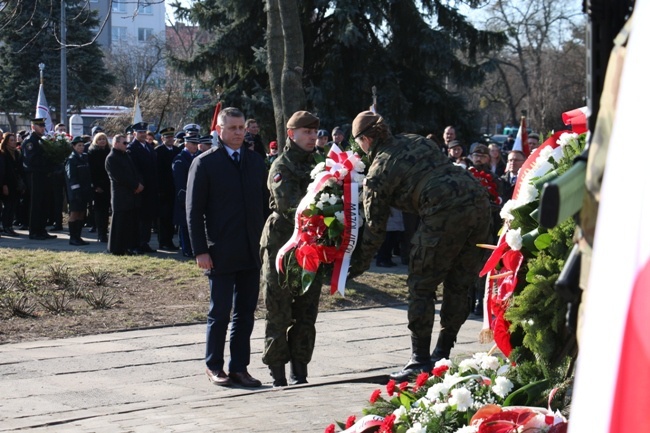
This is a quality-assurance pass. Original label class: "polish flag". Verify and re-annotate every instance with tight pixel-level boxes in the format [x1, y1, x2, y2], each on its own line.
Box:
[210, 101, 222, 147]
[561, 106, 588, 134]
[511, 116, 529, 156]
[568, 4, 650, 432]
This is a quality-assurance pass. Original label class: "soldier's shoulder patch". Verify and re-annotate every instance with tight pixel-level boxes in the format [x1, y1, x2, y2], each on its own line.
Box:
[25, 143, 33, 151]
[273, 172, 282, 182]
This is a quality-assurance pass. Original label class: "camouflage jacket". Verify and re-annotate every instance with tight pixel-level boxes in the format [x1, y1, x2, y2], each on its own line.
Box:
[357, 133, 488, 269]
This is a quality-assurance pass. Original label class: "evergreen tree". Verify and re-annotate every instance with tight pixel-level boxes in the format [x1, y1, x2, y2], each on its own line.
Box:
[0, 0, 114, 125]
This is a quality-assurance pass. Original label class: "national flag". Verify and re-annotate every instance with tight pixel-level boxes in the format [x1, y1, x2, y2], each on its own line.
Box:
[562, 106, 588, 134]
[210, 101, 222, 147]
[511, 116, 529, 156]
[568, 4, 650, 432]
[35, 83, 54, 133]
[132, 93, 143, 124]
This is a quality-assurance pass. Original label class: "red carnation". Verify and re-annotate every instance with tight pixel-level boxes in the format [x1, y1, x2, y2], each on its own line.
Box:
[324, 424, 336, 433]
[399, 381, 409, 391]
[414, 372, 429, 390]
[432, 364, 449, 377]
[386, 379, 396, 396]
[369, 389, 381, 403]
[379, 414, 396, 433]
[345, 415, 356, 429]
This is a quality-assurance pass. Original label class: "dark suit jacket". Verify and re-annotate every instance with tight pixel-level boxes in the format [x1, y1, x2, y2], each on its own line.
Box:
[127, 139, 158, 213]
[172, 149, 198, 225]
[186, 143, 266, 274]
[155, 144, 181, 198]
[105, 148, 141, 212]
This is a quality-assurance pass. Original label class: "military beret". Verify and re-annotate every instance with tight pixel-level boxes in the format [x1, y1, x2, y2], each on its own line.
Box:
[159, 127, 175, 137]
[286, 111, 319, 130]
[352, 111, 381, 138]
[132, 122, 148, 132]
[31, 118, 46, 126]
[471, 144, 489, 156]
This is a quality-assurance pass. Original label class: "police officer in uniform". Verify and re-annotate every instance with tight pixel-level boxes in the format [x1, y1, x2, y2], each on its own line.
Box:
[349, 111, 492, 381]
[155, 127, 181, 250]
[172, 133, 200, 257]
[261, 111, 322, 387]
[22, 118, 56, 240]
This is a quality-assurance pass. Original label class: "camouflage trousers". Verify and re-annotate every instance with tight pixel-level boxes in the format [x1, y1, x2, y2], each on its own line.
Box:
[406, 199, 491, 348]
[261, 246, 323, 366]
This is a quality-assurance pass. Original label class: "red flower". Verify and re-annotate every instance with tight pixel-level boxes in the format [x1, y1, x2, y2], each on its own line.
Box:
[317, 245, 340, 264]
[477, 408, 538, 433]
[399, 381, 409, 391]
[386, 379, 396, 396]
[295, 243, 321, 273]
[414, 372, 429, 390]
[432, 365, 449, 377]
[369, 389, 381, 403]
[379, 414, 396, 433]
[345, 415, 356, 429]
[324, 424, 336, 433]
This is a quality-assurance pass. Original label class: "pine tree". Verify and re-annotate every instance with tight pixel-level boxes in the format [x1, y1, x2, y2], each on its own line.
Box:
[0, 0, 114, 125]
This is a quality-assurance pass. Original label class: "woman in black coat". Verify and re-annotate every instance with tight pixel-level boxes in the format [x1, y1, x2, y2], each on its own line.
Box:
[87, 132, 111, 242]
[0, 132, 26, 236]
[65, 137, 93, 246]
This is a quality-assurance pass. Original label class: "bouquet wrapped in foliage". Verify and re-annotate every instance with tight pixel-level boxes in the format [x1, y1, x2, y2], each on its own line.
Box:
[478, 131, 586, 372]
[326, 353, 567, 433]
[40, 132, 72, 165]
[276, 144, 365, 296]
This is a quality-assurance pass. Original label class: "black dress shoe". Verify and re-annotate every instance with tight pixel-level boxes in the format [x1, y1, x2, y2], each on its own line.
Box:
[206, 368, 231, 387]
[182, 252, 195, 258]
[40, 232, 57, 239]
[19, 224, 29, 230]
[228, 371, 262, 388]
[159, 244, 179, 251]
[3, 228, 19, 236]
[29, 234, 51, 240]
[376, 260, 397, 268]
[139, 244, 156, 253]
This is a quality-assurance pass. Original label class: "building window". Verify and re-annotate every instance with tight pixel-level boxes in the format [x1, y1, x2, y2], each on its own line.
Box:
[138, 2, 152, 14]
[138, 28, 154, 42]
[112, 0, 126, 13]
[112, 27, 127, 42]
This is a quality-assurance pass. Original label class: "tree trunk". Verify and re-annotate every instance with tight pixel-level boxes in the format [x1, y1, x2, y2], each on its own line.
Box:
[277, 0, 305, 135]
[266, 0, 286, 149]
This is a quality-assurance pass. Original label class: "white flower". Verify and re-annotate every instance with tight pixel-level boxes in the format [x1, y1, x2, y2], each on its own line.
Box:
[319, 193, 330, 204]
[431, 402, 448, 415]
[500, 199, 517, 221]
[426, 383, 448, 401]
[454, 426, 478, 433]
[505, 227, 523, 251]
[335, 211, 345, 224]
[310, 162, 325, 178]
[327, 194, 338, 205]
[393, 405, 407, 419]
[479, 355, 500, 371]
[352, 172, 366, 183]
[354, 159, 366, 172]
[315, 201, 324, 210]
[539, 145, 554, 160]
[434, 358, 453, 369]
[405, 422, 427, 433]
[459, 358, 479, 373]
[557, 132, 578, 148]
[492, 376, 514, 398]
[448, 388, 473, 412]
[516, 182, 539, 205]
[337, 167, 349, 178]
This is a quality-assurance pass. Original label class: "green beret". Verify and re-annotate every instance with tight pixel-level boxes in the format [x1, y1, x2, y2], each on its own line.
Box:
[352, 111, 382, 138]
[286, 111, 319, 130]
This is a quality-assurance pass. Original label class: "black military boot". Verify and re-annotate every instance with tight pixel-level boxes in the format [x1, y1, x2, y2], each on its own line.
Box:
[389, 336, 432, 382]
[69, 221, 89, 246]
[269, 365, 288, 387]
[289, 361, 308, 385]
[431, 332, 456, 364]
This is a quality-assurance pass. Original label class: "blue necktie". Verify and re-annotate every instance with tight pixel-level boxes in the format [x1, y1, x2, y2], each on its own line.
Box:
[233, 151, 240, 164]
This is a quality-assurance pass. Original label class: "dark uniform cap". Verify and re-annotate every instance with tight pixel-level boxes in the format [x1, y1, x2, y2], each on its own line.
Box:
[125, 125, 134, 134]
[31, 118, 46, 126]
[352, 111, 381, 138]
[183, 123, 201, 134]
[184, 134, 200, 144]
[174, 131, 185, 140]
[132, 122, 148, 132]
[317, 129, 329, 138]
[199, 135, 213, 145]
[471, 144, 489, 155]
[448, 140, 462, 149]
[71, 136, 84, 144]
[159, 127, 175, 137]
[91, 126, 104, 135]
[286, 111, 319, 130]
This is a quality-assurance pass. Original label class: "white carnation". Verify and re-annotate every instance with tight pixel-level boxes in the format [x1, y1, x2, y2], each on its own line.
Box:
[434, 358, 453, 369]
[335, 211, 345, 224]
[500, 199, 517, 221]
[492, 376, 514, 398]
[448, 388, 473, 412]
[405, 422, 427, 433]
[432, 402, 449, 415]
[319, 193, 330, 204]
[479, 355, 500, 371]
[505, 227, 523, 251]
[516, 182, 539, 205]
[459, 358, 479, 373]
[352, 172, 366, 183]
[315, 201, 324, 210]
[557, 132, 578, 148]
[426, 383, 448, 401]
[310, 162, 325, 178]
[393, 405, 407, 419]
[327, 194, 338, 205]
[354, 160, 366, 172]
[539, 145, 553, 160]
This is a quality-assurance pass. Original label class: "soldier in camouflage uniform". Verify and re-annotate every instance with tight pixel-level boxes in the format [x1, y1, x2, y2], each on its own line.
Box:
[349, 111, 492, 381]
[261, 111, 323, 387]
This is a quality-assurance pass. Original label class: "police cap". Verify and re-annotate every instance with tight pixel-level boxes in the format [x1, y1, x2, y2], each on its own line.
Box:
[159, 127, 175, 137]
[132, 122, 148, 132]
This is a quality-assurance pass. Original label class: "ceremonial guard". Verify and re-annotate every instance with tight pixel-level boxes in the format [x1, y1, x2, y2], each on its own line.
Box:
[155, 127, 181, 250]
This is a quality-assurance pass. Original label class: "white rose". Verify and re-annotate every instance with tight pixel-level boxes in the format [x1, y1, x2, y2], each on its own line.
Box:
[505, 227, 523, 251]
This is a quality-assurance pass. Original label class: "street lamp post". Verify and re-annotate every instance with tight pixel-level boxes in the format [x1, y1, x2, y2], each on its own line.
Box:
[60, 0, 67, 125]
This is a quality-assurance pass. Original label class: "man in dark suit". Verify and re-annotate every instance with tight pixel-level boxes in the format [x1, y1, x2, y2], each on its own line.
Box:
[127, 122, 158, 253]
[186, 107, 267, 388]
[105, 134, 143, 255]
[172, 134, 200, 257]
[155, 127, 181, 250]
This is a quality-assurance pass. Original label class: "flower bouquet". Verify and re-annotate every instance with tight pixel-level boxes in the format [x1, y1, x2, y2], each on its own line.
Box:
[276, 144, 366, 296]
[467, 167, 502, 206]
[326, 352, 571, 433]
[40, 132, 72, 165]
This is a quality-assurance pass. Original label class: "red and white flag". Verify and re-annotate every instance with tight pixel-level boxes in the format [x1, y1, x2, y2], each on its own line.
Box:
[568, 4, 650, 432]
[210, 101, 222, 147]
[35, 83, 54, 133]
[511, 116, 529, 156]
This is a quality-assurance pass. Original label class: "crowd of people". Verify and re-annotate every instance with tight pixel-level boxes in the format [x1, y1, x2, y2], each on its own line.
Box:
[0, 110, 535, 389]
